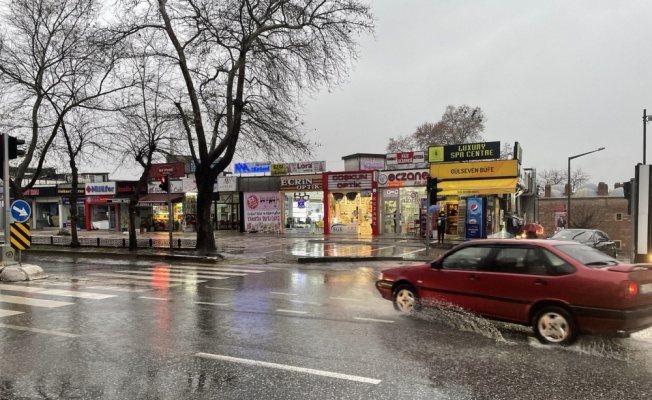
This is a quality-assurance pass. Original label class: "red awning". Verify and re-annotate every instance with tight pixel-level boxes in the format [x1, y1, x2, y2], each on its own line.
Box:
[137, 193, 183, 206]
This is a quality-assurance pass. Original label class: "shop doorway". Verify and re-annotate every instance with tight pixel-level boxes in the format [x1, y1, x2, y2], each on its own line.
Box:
[383, 199, 400, 234]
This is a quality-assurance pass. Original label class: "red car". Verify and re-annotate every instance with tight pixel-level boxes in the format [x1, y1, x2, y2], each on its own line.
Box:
[376, 239, 652, 345]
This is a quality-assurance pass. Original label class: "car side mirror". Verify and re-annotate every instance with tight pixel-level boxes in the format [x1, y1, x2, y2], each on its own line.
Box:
[431, 259, 442, 269]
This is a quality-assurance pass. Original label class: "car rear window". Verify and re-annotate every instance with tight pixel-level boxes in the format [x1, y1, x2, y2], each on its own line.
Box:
[554, 243, 619, 268]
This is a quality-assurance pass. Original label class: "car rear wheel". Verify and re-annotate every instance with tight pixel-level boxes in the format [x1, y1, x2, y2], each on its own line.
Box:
[393, 285, 420, 313]
[533, 306, 577, 345]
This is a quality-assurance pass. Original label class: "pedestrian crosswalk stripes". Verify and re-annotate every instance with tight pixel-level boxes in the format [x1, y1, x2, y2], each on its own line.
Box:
[0, 310, 23, 318]
[0, 294, 73, 308]
[179, 264, 266, 273]
[0, 284, 117, 299]
[139, 267, 248, 276]
[0, 263, 268, 332]
[88, 272, 210, 283]
[114, 270, 230, 280]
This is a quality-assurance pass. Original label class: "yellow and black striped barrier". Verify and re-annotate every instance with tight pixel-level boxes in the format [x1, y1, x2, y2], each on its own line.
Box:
[10, 222, 31, 250]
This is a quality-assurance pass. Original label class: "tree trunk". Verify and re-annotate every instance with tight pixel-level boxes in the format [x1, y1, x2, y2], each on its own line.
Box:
[195, 166, 218, 255]
[69, 162, 81, 248]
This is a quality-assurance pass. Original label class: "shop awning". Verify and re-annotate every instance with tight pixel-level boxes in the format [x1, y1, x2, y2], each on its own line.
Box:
[138, 193, 183, 206]
[439, 178, 518, 196]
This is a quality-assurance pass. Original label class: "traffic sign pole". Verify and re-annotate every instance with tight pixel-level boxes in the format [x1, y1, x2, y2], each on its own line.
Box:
[2, 133, 11, 262]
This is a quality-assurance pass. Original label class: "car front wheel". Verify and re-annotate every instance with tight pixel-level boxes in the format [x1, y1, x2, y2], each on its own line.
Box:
[393, 284, 420, 313]
[533, 306, 577, 345]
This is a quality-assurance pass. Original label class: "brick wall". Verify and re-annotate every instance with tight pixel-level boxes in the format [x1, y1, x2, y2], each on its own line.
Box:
[537, 197, 631, 253]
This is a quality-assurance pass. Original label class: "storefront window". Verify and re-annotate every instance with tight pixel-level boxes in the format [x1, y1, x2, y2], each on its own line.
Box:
[284, 192, 324, 233]
[185, 194, 197, 231]
[328, 191, 372, 234]
[152, 203, 183, 231]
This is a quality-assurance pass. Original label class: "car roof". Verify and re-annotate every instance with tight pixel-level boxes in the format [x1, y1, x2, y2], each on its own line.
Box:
[456, 238, 575, 248]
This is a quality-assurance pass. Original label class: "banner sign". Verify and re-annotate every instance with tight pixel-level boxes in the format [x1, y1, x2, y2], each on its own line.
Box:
[386, 151, 426, 165]
[243, 192, 281, 233]
[465, 197, 486, 240]
[271, 161, 326, 175]
[234, 162, 270, 174]
[429, 160, 518, 180]
[150, 162, 185, 178]
[428, 141, 501, 163]
[377, 169, 428, 188]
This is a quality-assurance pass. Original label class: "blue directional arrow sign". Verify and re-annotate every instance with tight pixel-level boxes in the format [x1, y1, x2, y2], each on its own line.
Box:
[11, 199, 31, 223]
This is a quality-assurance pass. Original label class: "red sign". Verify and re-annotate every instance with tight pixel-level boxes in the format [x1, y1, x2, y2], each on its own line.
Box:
[150, 162, 185, 178]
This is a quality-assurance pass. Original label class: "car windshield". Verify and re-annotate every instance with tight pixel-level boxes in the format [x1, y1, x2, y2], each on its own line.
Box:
[551, 230, 592, 241]
[554, 243, 619, 267]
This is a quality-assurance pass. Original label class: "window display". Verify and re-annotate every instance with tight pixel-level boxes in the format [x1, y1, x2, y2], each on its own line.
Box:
[328, 191, 372, 234]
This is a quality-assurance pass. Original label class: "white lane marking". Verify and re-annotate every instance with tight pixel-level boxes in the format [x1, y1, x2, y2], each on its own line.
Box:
[205, 287, 235, 291]
[194, 353, 381, 384]
[290, 300, 322, 306]
[263, 249, 283, 254]
[179, 265, 266, 273]
[374, 245, 395, 251]
[89, 273, 208, 283]
[0, 284, 116, 299]
[353, 317, 395, 324]
[0, 309, 23, 318]
[85, 286, 151, 293]
[0, 323, 80, 338]
[140, 267, 247, 277]
[195, 302, 229, 306]
[139, 296, 170, 301]
[402, 248, 427, 255]
[115, 270, 229, 280]
[276, 309, 307, 314]
[0, 294, 73, 308]
[270, 292, 298, 296]
[330, 297, 363, 302]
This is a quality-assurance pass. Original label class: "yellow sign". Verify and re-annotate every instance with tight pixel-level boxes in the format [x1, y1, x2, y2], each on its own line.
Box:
[428, 146, 445, 162]
[270, 163, 287, 176]
[430, 160, 518, 180]
[10, 222, 31, 250]
[439, 178, 518, 195]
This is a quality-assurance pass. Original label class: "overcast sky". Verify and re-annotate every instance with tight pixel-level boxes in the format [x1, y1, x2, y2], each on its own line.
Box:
[301, 0, 652, 188]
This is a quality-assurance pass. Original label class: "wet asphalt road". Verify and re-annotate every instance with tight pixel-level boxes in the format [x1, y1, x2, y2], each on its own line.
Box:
[2, 253, 652, 399]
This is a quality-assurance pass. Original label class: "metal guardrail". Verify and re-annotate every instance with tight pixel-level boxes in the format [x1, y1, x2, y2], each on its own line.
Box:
[31, 235, 198, 249]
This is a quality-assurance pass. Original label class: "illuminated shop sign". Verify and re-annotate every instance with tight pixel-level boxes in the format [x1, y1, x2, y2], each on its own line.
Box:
[85, 182, 116, 195]
[428, 141, 501, 163]
[271, 161, 326, 175]
[386, 151, 426, 165]
[377, 170, 428, 187]
[327, 173, 372, 190]
[280, 174, 323, 191]
[234, 162, 271, 174]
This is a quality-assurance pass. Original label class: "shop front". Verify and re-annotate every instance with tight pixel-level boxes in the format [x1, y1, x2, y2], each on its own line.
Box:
[238, 176, 281, 233]
[279, 174, 324, 234]
[324, 171, 378, 235]
[378, 169, 428, 235]
[429, 159, 519, 238]
[214, 175, 239, 231]
[58, 186, 86, 230]
[139, 179, 184, 231]
[84, 182, 118, 231]
[23, 186, 59, 230]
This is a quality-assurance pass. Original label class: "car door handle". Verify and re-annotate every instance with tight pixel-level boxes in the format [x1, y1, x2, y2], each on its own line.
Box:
[534, 279, 548, 286]
[468, 274, 481, 280]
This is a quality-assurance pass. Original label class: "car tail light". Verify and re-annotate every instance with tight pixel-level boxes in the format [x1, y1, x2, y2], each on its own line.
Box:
[623, 280, 638, 298]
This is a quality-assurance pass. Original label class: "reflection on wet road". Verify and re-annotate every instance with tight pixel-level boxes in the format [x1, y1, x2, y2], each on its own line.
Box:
[3, 257, 652, 399]
[216, 236, 436, 259]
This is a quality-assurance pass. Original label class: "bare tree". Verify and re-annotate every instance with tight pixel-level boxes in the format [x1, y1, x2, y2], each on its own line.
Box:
[538, 168, 590, 192]
[108, 35, 181, 250]
[115, 0, 375, 255]
[0, 0, 129, 201]
[500, 142, 513, 160]
[386, 105, 486, 152]
[50, 110, 108, 247]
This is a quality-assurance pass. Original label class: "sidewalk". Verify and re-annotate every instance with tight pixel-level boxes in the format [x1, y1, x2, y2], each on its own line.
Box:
[8, 227, 462, 264]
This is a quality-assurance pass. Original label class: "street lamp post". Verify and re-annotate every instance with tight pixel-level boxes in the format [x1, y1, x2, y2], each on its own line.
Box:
[567, 147, 605, 228]
[643, 109, 652, 164]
